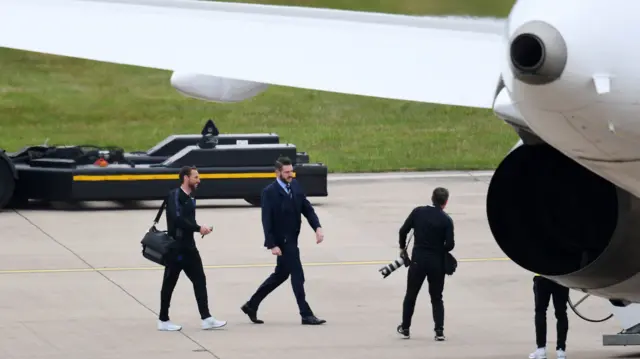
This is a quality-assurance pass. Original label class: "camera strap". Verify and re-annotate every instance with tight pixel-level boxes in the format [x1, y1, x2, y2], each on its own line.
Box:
[405, 231, 414, 248]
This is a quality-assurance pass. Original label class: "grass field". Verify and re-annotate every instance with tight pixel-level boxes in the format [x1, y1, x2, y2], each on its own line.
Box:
[0, 0, 517, 173]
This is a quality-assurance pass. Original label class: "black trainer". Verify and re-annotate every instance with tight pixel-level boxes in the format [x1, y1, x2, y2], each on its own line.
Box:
[397, 324, 410, 339]
[434, 330, 446, 341]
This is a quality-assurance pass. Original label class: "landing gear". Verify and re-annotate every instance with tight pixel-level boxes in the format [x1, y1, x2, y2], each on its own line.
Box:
[0, 153, 15, 210]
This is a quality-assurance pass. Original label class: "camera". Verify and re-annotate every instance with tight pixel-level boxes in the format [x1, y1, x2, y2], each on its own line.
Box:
[378, 249, 411, 278]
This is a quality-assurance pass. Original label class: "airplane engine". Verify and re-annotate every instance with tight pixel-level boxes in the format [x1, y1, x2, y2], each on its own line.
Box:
[170, 72, 269, 103]
[487, 143, 640, 303]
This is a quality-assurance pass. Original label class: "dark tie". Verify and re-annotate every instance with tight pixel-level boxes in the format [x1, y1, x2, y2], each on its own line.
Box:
[286, 183, 292, 198]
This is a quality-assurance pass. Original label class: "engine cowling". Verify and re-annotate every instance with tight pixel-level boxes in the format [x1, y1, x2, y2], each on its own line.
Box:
[487, 143, 640, 303]
[170, 72, 269, 103]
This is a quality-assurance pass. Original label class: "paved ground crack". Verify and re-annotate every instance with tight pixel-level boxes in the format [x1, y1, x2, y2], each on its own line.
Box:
[14, 210, 221, 358]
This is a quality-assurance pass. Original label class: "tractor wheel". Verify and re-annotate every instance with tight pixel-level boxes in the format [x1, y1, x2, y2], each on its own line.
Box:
[244, 196, 261, 207]
[0, 157, 16, 211]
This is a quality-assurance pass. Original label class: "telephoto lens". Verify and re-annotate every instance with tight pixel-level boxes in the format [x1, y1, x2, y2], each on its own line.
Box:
[378, 249, 410, 278]
[379, 230, 413, 278]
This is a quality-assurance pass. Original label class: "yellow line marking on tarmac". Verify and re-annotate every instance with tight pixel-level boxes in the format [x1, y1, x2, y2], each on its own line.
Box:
[0, 257, 511, 275]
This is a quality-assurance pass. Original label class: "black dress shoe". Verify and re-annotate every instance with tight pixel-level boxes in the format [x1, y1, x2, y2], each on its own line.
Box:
[241, 303, 264, 324]
[301, 315, 326, 325]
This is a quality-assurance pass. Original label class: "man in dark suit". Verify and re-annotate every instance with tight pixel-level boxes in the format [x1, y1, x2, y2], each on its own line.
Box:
[240, 156, 327, 325]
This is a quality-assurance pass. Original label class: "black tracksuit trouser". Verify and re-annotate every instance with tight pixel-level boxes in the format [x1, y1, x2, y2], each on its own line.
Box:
[533, 276, 569, 351]
[159, 248, 211, 321]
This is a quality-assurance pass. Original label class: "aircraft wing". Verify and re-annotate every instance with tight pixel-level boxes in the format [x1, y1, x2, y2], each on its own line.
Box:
[0, 0, 506, 108]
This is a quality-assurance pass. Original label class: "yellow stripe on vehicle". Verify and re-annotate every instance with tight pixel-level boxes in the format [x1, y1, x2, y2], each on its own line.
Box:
[73, 172, 295, 181]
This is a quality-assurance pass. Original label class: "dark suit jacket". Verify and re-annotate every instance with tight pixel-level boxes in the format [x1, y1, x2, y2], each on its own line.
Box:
[261, 179, 321, 249]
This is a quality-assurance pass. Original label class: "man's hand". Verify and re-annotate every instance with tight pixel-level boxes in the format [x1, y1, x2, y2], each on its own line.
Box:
[270, 246, 282, 256]
[200, 226, 212, 236]
[315, 227, 324, 244]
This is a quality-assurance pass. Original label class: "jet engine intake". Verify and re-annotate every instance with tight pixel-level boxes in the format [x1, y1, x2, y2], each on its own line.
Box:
[510, 33, 544, 72]
[487, 143, 640, 302]
[509, 20, 567, 85]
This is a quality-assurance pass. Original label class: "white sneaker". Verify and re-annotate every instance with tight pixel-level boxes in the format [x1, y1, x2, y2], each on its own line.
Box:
[556, 349, 566, 359]
[529, 348, 546, 359]
[157, 320, 182, 331]
[201, 316, 227, 330]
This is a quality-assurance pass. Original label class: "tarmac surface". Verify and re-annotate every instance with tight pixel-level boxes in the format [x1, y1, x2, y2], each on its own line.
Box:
[0, 171, 635, 359]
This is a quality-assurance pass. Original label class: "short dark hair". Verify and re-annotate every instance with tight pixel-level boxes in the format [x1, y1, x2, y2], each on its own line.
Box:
[432, 187, 449, 207]
[179, 166, 196, 182]
[275, 156, 292, 170]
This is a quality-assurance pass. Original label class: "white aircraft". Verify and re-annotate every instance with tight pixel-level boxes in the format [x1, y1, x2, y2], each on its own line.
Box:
[3, 0, 640, 345]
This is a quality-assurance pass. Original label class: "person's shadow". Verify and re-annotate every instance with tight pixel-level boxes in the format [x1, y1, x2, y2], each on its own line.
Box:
[612, 353, 640, 358]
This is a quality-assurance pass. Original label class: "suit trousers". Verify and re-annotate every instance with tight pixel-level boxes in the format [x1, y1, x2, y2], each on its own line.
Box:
[401, 252, 446, 332]
[533, 276, 569, 350]
[248, 244, 313, 317]
[159, 248, 211, 321]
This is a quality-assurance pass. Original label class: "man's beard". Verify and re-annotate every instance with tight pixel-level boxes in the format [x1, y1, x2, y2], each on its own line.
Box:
[189, 183, 198, 192]
[279, 174, 291, 183]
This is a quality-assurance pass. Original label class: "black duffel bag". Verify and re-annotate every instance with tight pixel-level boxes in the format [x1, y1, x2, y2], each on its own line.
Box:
[141, 195, 178, 266]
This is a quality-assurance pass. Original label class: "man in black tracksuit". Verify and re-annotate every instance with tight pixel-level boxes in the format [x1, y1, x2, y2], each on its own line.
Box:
[528, 274, 569, 359]
[397, 187, 454, 341]
[157, 166, 227, 331]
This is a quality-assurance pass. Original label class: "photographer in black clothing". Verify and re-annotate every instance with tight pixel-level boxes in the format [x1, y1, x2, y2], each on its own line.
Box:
[157, 166, 227, 332]
[397, 187, 454, 340]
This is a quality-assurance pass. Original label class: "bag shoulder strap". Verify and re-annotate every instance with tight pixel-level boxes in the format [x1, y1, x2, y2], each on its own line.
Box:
[153, 198, 167, 225]
[153, 188, 177, 225]
[154, 188, 182, 224]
